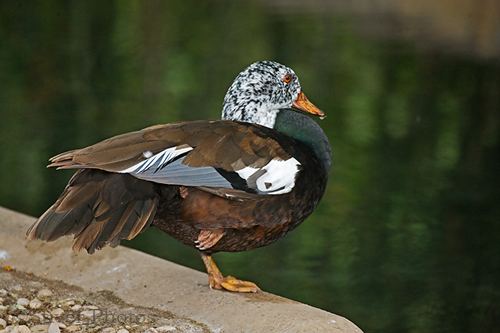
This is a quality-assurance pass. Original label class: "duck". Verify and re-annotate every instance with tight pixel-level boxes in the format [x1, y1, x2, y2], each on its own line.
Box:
[26, 61, 332, 293]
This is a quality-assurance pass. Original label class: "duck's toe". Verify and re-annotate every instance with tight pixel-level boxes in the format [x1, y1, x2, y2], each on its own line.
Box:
[219, 275, 261, 293]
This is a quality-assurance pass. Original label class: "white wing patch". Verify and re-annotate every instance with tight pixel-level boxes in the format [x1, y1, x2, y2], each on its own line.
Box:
[119, 145, 300, 195]
[236, 157, 301, 195]
[120, 146, 193, 174]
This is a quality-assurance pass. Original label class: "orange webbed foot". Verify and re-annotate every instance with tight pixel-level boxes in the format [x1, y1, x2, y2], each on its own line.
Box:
[201, 254, 260, 293]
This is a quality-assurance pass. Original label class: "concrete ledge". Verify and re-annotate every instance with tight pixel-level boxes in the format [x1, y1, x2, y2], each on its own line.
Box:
[0, 206, 362, 333]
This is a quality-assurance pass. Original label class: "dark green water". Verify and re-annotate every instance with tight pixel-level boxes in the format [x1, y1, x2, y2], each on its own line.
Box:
[1, 1, 499, 332]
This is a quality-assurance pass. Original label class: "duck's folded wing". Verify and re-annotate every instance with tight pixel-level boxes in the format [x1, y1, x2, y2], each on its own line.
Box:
[49, 120, 302, 197]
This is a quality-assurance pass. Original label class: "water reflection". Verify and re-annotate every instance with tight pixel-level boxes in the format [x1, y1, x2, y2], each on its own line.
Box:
[0, 1, 498, 332]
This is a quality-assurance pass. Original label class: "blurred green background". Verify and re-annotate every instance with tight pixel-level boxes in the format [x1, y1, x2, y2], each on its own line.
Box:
[1, 1, 499, 332]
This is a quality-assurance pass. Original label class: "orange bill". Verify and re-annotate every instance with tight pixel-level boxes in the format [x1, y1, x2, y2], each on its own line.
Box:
[292, 91, 325, 119]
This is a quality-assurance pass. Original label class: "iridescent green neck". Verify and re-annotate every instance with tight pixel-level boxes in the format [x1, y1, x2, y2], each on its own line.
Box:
[274, 109, 332, 171]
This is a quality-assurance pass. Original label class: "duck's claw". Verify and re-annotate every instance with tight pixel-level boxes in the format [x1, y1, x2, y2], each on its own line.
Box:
[195, 229, 225, 251]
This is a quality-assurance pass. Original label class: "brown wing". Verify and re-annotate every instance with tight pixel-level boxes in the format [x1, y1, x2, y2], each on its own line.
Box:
[49, 121, 290, 171]
[48, 120, 297, 198]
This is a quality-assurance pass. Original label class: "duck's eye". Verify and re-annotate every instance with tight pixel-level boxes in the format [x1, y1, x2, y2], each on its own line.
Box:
[282, 74, 293, 84]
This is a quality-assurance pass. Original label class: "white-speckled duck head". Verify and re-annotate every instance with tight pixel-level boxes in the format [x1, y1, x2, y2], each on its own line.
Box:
[221, 61, 324, 128]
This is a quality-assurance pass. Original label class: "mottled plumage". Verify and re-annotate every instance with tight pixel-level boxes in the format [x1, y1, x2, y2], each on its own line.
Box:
[222, 61, 302, 127]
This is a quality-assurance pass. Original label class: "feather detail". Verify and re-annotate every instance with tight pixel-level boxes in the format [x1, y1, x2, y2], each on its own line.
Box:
[26, 170, 159, 254]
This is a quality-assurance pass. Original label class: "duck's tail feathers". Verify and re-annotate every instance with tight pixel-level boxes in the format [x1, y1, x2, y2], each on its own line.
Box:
[26, 169, 158, 254]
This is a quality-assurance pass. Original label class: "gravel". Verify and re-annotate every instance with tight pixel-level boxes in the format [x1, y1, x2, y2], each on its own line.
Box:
[0, 271, 208, 333]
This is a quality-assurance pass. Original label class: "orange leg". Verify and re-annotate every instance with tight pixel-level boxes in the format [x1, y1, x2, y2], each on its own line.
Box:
[200, 253, 260, 293]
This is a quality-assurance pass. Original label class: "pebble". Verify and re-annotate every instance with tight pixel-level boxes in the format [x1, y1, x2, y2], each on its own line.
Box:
[81, 309, 100, 318]
[83, 305, 99, 310]
[37, 289, 53, 299]
[16, 298, 30, 307]
[70, 304, 82, 311]
[50, 308, 64, 317]
[60, 299, 75, 309]
[29, 316, 41, 323]
[7, 305, 21, 315]
[18, 314, 32, 322]
[65, 326, 79, 332]
[12, 285, 23, 292]
[20, 326, 32, 333]
[6, 314, 19, 324]
[32, 314, 44, 323]
[30, 325, 49, 333]
[101, 328, 116, 333]
[117, 329, 129, 333]
[48, 322, 61, 333]
[15, 304, 26, 311]
[143, 329, 158, 333]
[0, 289, 7, 296]
[0, 318, 6, 329]
[74, 298, 85, 305]
[8, 325, 32, 333]
[0, 305, 7, 315]
[29, 281, 43, 288]
[156, 326, 176, 332]
[29, 299, 42, 310]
